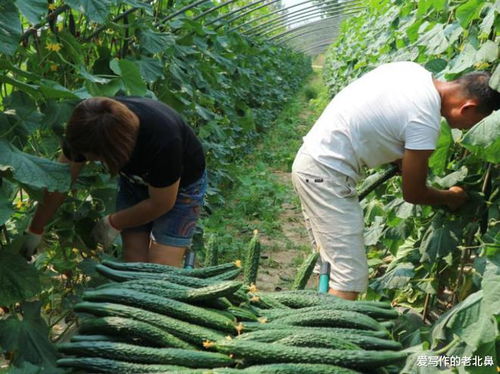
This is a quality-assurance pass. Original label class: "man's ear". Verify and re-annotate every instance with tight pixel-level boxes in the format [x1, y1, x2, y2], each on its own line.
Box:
[459, 100, 479, 115]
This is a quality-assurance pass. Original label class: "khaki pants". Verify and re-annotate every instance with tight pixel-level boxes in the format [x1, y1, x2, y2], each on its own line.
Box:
[291, 148, 368, 292]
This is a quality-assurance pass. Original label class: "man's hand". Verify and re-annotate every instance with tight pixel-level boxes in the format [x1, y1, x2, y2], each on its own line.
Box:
[92, 215, 120, 248]
[20, 229, 43, 260]
[446, 186, 468, 211]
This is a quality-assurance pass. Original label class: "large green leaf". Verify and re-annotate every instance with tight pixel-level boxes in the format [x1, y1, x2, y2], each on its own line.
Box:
[0, 185, 13, 225]
[137, 57, 164, 83]
[138, 29, 176, 54]
[461, 110, 500, 163]
[480, 261, 500, 317]
[475, 41, 499, 63]
[0, 140, 71, 192]
[109, 58, 147, 96]
[14, 0, 47, 25]
[4, 91, 44, 135]
[419, 213, 461, 263]
[455, 0, 486, 28]
[0, 301, 59, 369]
[488, 64, 500, 91]
[0, 0, 21, 56]
[64, 0, 111, 23]
[372, 262, 415, 291]
[39, 79, 82, 100]
[429, 120, 452, 174]
[418, 23, 448, 55]
[0, 249, 41, 305]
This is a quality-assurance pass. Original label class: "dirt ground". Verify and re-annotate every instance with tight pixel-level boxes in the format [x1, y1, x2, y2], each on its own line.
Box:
[253, 170, 316, 292]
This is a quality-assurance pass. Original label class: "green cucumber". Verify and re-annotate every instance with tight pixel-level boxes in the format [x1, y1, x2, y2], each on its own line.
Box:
[57, 341, 234, 368]
[95, 264, 212, 287]
[70, 335, 122, 343]
[204, 234, 219, 267]
[226, 306, 259, 322]
[214, 339, 407, 369]
[243, 230, 261, 285]
[83, 288, 236, 333]
[276, 333, 360, 350]
[208, 268, 242, 281]
[291, 252, 319, 290]
[103, 259, 240, 278]
[238, 363, 361, 373]
[259, 291, 394, 310]
[79, 316, 195, 349]
[271, 309, 384, 331]
[96, 280, 243, 303]
[57, 357, 189, 373]
[239, 323, 389, 338]
[96, 278, 191, 291]
[74, 302, 224, 346]
[261, 304, 398, 321]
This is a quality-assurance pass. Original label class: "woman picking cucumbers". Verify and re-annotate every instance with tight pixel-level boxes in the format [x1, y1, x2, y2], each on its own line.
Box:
[21, 96, 207, 267]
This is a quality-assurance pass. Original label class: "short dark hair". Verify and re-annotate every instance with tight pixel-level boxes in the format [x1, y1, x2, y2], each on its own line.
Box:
[65, 97, 139, 174]
[455, 71, 500, 114]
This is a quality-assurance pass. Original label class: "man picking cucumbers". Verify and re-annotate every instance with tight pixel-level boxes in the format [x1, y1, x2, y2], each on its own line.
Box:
[292, 61, 500, 300]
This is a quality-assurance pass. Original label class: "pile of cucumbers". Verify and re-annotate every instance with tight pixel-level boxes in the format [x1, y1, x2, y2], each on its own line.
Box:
[57, 258, 408, 373]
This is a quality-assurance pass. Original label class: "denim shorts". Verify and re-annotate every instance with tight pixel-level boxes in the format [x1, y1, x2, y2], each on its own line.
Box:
[116, 171, 207, 247]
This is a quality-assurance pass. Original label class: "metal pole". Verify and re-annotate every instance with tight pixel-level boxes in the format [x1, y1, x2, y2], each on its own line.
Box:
[193, 0, 241, 21]
[248, 0, 361, 36]
[256, 6, 361, 38]
[229, 0, 329, 32]
[271, 16, 342, 42]
[274, 24, 340, 45]
[214, 0, 283, 29]
[205, 0, 280, 27]
[157, 0, 213, 25]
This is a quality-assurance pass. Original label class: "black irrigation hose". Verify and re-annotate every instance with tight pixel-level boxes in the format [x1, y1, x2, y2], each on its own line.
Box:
[358, 165, 399, 201]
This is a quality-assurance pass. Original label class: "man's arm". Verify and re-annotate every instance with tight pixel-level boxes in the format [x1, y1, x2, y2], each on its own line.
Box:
[110, 179, 180, 230]
[29, 153, 85, 232]
[401, 149, 467, 210]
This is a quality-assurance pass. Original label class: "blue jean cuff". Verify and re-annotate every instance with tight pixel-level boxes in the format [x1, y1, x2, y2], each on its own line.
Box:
[152, 234, 192, 248]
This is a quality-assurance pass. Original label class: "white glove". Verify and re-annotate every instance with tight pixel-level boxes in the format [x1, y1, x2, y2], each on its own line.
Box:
[92, 215, 120, 248]
[21, 229, 43, 259]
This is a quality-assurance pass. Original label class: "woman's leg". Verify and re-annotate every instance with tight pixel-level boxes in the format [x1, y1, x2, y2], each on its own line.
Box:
[148, 242, 186, 266]
[122, 231, 150, 262]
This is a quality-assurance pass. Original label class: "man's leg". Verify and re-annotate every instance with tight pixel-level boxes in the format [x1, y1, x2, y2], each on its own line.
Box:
[329, 289, 358, 300]
[148, 242, 186, 267]
[122, 231, 150, 262]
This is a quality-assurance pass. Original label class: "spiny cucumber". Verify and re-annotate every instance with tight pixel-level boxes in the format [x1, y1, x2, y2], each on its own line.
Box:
[57, 341, 234, 368]
[79, 316, 195, 349]
[239, 323, 389, 338]
[102, 259, 240, 278]
[57, 357, 189, 373]
[214, 339, 407, 369]
[82, 288, 236, 333]
[291, 252, 319, 290]
[243, 230, 261, 286]
[74, 301, 224, 346]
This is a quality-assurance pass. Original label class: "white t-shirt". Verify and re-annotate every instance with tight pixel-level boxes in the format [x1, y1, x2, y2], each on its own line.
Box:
[302, 62, 442, 181]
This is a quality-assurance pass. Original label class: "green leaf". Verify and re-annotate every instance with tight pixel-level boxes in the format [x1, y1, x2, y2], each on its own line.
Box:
[39, 79, 81, 99]
[0, 185, 13, 225]
[0, 250, 41, 305]
[64, 0, 111, 23]
[372, 262, 415, 291]
[489, 64, 500, 91]
[418, 23, 448, 55]
[109, 58, 147, 96]
[0, 301, 59, 369]
[447, 43, 478, 74]
[138, 29, 175, 54]
[433, 166, 468, 188]
[4, 91, 44, 135]
[364, 216, 385, 246]
[14, 0, 47, 25]
[455, 0, 486, 28]
[0, 0, 21, 56]
[0, 140, 71, 192]
[461, 110, 500, 163]
[475, 41, 499, 63]
[419, 214, 460, 263]
[136, 57, 164, 83]
[425, 58, 448, 74]
[429, 121, 452, 174]
[480, 261, 500, 317]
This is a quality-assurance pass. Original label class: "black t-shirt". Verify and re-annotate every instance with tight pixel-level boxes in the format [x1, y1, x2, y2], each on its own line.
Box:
[63, 97, 205, 188]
